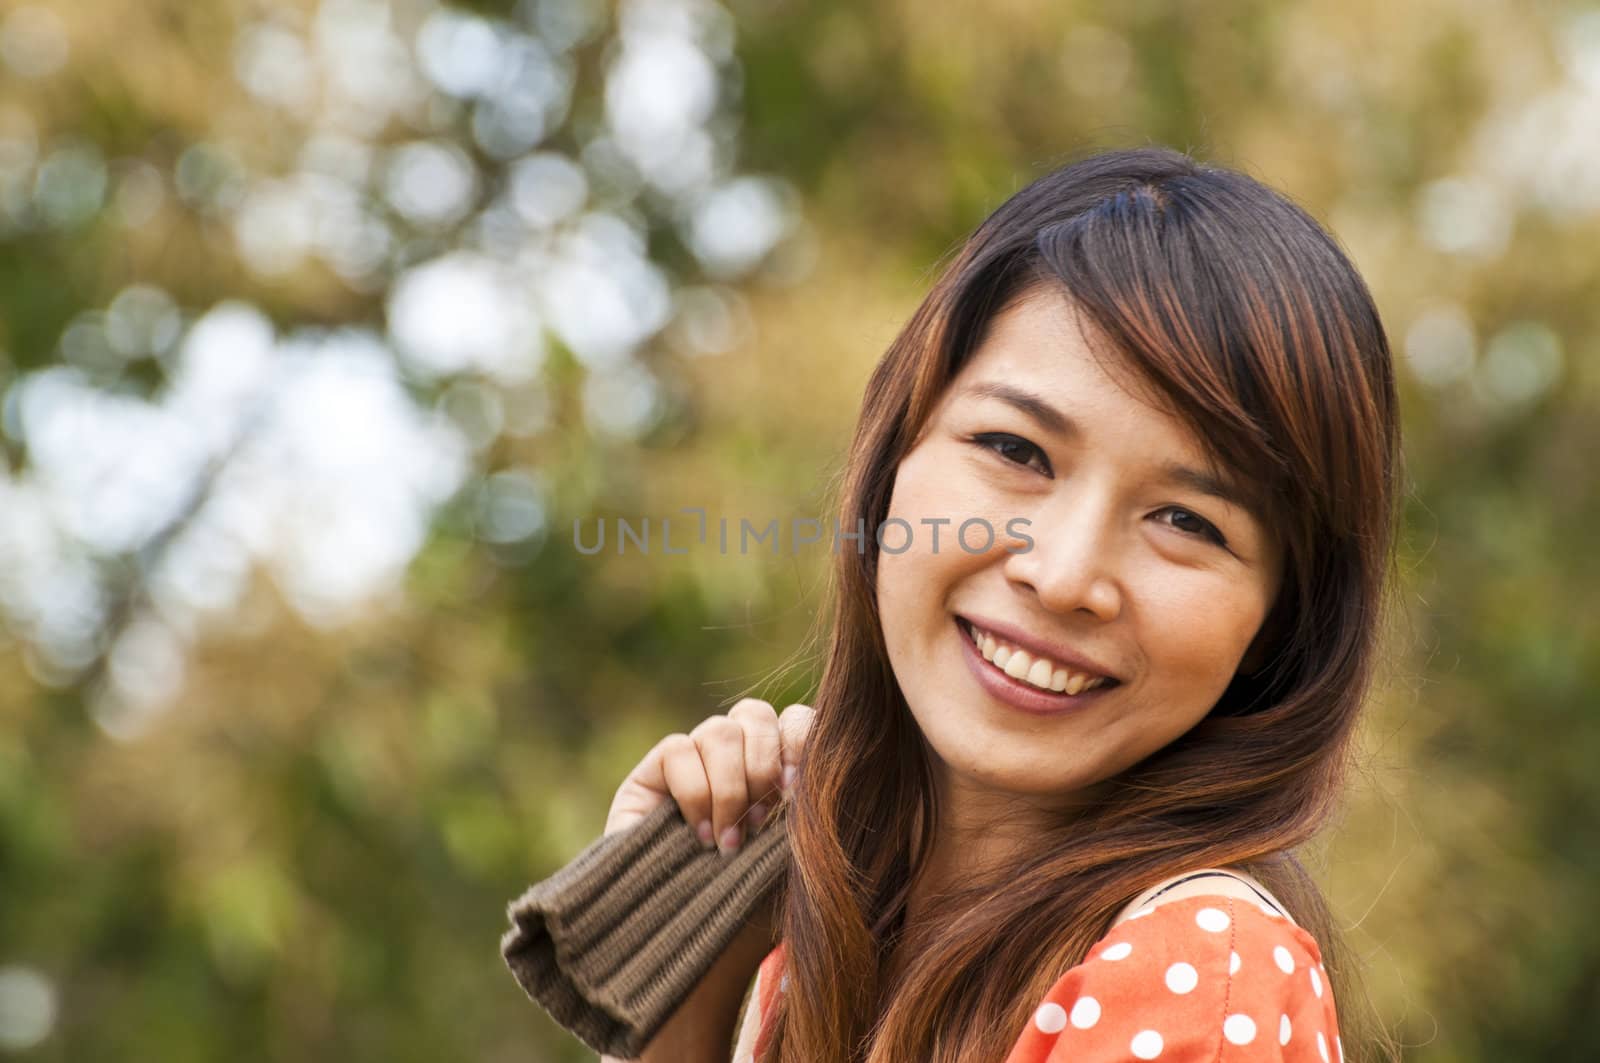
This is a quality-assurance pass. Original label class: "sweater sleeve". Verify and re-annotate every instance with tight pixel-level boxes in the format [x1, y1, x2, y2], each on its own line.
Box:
[499, 797, 789, 1059]
[1004, 896, 1344, 1063]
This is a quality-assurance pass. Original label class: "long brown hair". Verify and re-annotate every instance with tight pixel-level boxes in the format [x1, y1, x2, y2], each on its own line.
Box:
[759, 146, 1404, 1062]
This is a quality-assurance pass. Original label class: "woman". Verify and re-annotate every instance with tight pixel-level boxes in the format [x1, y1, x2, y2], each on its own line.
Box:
[521, 145, 1403, 1062]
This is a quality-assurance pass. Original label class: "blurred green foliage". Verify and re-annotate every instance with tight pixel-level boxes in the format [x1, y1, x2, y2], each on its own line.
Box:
[0, 0, 1597, 1059]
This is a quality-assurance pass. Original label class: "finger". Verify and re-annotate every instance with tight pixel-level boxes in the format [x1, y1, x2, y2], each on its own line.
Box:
[624, 732, 682, 798]
[656, 732, 716, 847]
[729, 697, 783, 818]
[776, 702, 816, 791]
[690, 714, 750, 853]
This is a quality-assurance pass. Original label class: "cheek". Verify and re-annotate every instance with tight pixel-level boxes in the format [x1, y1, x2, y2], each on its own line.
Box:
[875, 473, 939, 623]
[887, 444, 961, 522]
[884, 446, 1007, 561]
[1141, 577, 1273, 677]
[875, 450, 982, 649]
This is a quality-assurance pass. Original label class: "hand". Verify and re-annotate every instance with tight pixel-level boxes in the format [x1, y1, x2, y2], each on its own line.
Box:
[604, 698, 814, 854]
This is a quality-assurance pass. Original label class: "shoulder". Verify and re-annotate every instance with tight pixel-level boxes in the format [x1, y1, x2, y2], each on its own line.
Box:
[1006, 895, 1343, 1063]
[1112, 866, 1293, 927]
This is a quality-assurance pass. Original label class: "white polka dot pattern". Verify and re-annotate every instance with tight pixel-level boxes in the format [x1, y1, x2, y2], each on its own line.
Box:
[1130, 1029, 1164, 1059]
[1223, 1013, 1257, 1045]
[1034, 1002, 1067, 1034]
[1010, 896, 1342, 1061]
[1164, 962, 1198, 995]
[748, 894, 1346, 1063]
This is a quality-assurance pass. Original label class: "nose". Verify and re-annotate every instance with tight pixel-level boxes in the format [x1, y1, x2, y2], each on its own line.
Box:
[1001, 492, 1124, 621]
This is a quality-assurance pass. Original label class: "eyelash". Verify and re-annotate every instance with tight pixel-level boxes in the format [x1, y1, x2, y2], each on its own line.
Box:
[968, 432, 1230, 548]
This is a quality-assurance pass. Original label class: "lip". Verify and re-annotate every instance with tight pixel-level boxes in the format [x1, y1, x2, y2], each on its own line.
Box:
[956, 612, 1122, 683]
[956, 617, 1120, 716]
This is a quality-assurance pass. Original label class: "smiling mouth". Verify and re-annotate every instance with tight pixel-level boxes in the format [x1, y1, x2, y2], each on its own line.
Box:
[957, 617, 1121, 696]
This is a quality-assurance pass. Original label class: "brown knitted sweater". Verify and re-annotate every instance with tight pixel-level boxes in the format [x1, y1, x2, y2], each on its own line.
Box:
[500, 797, 789, 1058]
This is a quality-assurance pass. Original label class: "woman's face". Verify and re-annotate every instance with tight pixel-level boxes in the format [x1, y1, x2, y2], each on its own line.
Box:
[876, 286, 1284, 814]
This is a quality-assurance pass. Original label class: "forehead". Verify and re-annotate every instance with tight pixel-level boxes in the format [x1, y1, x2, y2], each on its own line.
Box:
[952, 292, 1192, 448]
[945, 291, 1274, 523]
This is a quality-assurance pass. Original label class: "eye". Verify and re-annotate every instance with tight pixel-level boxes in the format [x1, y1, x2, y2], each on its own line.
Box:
[1154, 506, 1228, 547]
[970, 432, 1052, 476]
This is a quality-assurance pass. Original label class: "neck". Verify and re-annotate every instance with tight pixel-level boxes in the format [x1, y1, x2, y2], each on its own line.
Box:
[890, 769, 1107, 968]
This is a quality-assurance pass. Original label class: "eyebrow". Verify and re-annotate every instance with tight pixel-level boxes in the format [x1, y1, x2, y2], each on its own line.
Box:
[961, 381, 1076, 438]
[1154, 461, 1260, 519]
[958, 380, 1264, 519]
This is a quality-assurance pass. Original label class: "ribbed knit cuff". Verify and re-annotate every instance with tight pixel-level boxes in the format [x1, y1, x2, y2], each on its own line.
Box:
[500, 797, 789, 1058]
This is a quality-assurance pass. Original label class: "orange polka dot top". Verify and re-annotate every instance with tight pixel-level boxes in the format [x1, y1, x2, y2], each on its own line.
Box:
[740, 893, 1343, 1062]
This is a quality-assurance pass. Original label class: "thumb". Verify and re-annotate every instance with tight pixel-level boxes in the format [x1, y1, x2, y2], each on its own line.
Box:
[776, 702, 815, 787]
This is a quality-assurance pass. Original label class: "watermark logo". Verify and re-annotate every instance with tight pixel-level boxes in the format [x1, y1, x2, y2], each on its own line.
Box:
[573, 508, 1035, 556]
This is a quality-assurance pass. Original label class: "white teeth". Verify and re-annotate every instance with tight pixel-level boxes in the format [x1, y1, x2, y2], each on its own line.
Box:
[1003, 651, 1032, 679]
[964, 620, 1110, 695]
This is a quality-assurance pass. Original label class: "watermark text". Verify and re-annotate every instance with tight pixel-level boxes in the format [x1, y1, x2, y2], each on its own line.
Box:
[572, 508, 1035, 556]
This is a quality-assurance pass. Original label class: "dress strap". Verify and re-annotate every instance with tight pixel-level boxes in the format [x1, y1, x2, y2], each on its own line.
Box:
[1134, 868, 1291, 920]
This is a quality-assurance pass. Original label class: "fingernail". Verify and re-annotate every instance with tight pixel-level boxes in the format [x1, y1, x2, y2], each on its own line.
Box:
[748, 802, 768, 830]
[718, 825, 742, 853]
[696, 820, 715, 848]
[781, 765, 796, 792]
